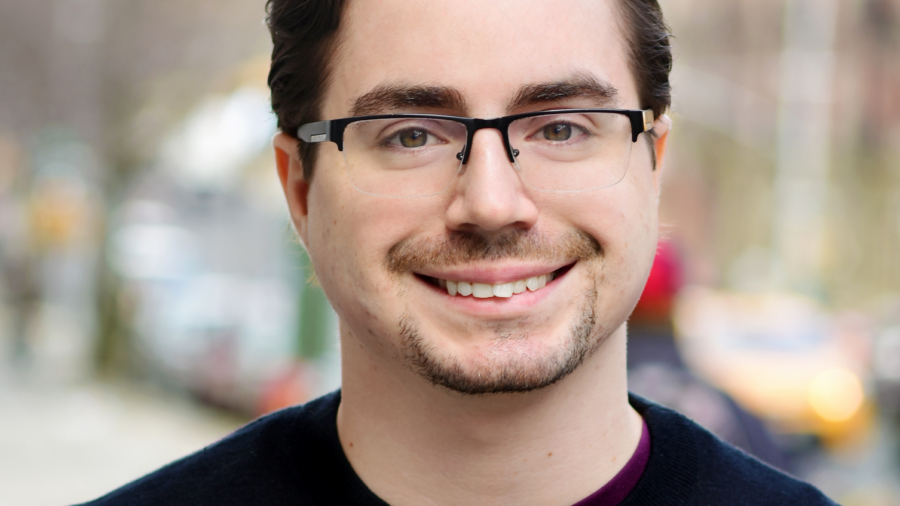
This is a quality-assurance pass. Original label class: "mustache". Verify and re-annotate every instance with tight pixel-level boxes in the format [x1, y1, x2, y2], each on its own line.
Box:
[386, 229, 601, 274]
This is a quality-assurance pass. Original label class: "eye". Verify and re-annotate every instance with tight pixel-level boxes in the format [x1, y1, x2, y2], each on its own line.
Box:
[542, 123, 573, 141]
[397, 128, 429, 148]
[373, 119, 465, 151]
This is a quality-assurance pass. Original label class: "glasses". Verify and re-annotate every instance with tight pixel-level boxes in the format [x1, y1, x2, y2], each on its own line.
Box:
[297, 108, 654, 197]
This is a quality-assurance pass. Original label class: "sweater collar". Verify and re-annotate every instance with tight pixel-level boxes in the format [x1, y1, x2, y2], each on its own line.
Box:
[620, 393, 700, 506]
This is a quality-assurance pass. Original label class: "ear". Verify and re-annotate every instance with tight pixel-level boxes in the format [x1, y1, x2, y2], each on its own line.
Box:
[650, 114, 672, 195]
[274, 132, 311, 249]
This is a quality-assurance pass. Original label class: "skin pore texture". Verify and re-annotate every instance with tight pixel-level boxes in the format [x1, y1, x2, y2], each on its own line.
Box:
[273, 0, 671, 504]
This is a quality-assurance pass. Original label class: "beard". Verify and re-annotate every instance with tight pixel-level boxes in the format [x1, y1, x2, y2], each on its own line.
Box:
[387, 229, 609, 395]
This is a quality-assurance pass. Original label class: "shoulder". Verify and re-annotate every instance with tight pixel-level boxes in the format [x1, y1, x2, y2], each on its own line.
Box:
[627, 394, 838, 506]
[76, 392, 345, 506]
[688, 419, 837, 505]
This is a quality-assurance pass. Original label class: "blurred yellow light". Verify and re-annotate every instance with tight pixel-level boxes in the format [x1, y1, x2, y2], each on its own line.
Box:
[807, 368, 864, 423]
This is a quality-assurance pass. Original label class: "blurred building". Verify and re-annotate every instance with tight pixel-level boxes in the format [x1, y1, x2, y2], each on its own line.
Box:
[0, 0, 340, 408]
[659, 0, 900, 309]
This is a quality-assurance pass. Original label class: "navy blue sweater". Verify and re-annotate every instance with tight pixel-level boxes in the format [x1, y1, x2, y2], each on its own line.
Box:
[78, 392, 837, 505]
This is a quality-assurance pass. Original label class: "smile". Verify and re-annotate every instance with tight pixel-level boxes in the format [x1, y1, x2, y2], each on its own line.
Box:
[419, 264, 573, 299]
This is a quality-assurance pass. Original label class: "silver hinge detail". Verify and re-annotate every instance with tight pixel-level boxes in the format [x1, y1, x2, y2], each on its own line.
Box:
[642, 110, 655, 131]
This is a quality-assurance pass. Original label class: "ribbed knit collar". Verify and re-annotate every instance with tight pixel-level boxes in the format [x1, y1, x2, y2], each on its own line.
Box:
[314, 392, 699, 506]
[619, 394, 699, 506]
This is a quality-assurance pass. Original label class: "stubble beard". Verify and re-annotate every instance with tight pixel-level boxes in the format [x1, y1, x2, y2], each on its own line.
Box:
[388, 229, 609, 395]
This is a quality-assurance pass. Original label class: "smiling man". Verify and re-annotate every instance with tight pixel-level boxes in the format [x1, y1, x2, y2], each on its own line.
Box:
[81, 1, 836, 505]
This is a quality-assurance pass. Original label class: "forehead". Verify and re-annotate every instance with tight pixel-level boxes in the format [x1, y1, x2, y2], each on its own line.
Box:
[325, 0, 635, 117]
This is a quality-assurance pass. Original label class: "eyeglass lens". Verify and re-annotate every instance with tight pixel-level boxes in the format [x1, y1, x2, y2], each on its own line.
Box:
[341, 112, 634, 197]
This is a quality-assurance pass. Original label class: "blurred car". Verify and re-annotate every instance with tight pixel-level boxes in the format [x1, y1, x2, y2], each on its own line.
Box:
[673, 287, 874, 447]
[628, 242, 790, 470]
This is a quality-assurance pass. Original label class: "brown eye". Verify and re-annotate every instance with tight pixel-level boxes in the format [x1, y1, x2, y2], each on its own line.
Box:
[399, 129, 428, 148]
[542, 124, 572, 141]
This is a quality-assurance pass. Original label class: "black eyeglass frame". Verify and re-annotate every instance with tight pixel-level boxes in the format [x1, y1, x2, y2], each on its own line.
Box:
[297, 108, 655, 166]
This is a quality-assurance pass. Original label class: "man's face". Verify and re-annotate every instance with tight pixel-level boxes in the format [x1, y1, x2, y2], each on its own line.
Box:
[282, 0, 666, 394]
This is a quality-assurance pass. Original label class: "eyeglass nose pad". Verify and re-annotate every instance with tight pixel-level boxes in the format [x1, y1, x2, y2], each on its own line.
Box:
[455, 131, 517, 168]
[455, 148, 466, 175]
[509, 147, 523, 172]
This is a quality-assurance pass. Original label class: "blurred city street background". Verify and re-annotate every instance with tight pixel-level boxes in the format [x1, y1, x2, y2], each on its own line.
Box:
[0, 0, 899, 504]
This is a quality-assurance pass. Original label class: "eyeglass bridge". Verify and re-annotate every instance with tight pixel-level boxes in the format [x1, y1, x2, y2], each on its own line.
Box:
[455, 148, 521, 161]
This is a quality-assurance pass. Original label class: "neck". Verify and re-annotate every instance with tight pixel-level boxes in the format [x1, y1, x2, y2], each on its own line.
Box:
[337, 325, 642, 506]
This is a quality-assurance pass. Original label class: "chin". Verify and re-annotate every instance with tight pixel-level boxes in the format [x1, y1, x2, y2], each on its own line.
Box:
[397, 286, 610, 395]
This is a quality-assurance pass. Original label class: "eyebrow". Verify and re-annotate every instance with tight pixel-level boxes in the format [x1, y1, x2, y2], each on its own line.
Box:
[348, 73, 620, 118]
[507, 73, 620, 111]
[350, 83, 468, 116]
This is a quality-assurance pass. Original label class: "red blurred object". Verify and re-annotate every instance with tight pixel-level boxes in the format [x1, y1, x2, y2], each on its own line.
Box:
[631, 241, 683, 326]
[257, 363, 313, 416]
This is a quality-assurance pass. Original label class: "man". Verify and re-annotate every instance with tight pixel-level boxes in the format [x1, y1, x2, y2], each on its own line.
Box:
[82, 0, 836, 504]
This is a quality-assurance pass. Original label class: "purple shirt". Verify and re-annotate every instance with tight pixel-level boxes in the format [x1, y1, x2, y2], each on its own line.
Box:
[572, 418, 651, 506]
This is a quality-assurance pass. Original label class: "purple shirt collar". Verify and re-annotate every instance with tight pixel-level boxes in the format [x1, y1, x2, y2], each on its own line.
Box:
[572, 418, 650, 506]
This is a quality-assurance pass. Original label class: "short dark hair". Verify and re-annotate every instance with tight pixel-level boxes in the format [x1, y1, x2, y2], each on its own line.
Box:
[266, 0, 672, 181]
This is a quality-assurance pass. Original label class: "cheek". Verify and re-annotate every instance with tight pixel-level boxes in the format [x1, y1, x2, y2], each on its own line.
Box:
[544, 164, 659, 303]
[304, 159, 447, 340]
[549, 178, 657, 260]
[304, 158, 379, 319]
[610, 170, 660, 301]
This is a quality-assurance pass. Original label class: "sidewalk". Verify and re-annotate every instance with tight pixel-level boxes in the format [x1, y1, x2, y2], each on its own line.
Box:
[0, 370, 247, 506]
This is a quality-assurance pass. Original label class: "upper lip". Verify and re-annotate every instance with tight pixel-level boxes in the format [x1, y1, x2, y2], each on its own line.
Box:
[415, 261, 574, 285]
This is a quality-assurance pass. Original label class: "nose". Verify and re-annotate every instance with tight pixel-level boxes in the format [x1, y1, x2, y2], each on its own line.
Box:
[445, 128, 539, 234]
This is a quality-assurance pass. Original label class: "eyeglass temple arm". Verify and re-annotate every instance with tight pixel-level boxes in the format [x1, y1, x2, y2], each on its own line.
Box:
[298, 120, 348, 151]
[631, 109, 655, 142]
[298, 120, 331, 143]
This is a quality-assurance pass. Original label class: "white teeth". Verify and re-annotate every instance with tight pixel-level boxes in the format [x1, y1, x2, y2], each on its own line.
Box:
[472, 283, 493, 298]
[493, 282, 514, 298]
[513, 280, 527, 294]
[438, 272, 558, 298]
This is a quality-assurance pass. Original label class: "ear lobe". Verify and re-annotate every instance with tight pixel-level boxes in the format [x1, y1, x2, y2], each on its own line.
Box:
[652, 114, 672, 170]
[273, 132, 311, 248]
[650, 114, 672, 194]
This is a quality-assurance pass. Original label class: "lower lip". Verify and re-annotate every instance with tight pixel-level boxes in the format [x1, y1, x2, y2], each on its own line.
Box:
[415, 265, 573, 316]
